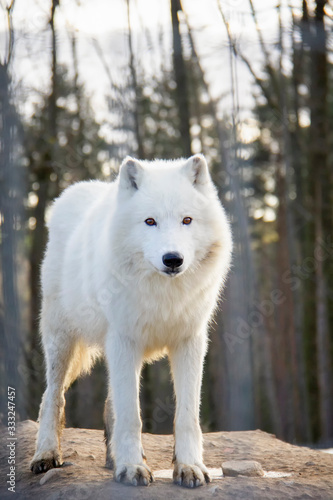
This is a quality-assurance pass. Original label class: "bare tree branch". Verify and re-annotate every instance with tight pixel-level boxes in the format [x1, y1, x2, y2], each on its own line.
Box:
[92, 38, 114, 89]
[217, 0, 278, 112]
[0, 0, 16, 65]
[248, 0, 280, 96]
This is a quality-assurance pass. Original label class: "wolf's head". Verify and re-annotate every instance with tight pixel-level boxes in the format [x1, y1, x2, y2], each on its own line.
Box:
[114, 155, 231, 279]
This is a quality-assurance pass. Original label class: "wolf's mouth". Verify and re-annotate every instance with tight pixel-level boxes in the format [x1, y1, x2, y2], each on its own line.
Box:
[163, 268, 182, 277]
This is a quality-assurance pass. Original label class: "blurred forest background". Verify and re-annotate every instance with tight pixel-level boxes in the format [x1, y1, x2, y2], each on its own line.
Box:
[1, 0, 333, 446]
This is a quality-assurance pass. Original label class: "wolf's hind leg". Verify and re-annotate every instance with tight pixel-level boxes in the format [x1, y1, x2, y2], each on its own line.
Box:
[30, 330, 85, 474]
[104, 391, 114, 469]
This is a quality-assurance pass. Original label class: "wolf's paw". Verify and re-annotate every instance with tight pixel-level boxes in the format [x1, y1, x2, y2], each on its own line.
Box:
[30, 452, 62, 474]
[115, 463, 154, 486]
[173, 463, 211, 488]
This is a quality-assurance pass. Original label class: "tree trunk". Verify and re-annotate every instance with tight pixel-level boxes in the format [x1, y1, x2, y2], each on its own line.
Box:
[182, 10, 255, 431]
[126, 0, 144, 159]
[170, 0, 192, 157]
[275, 164, 297, 442]
[0, 51, 23, 416]
[307, 0, 333, 441]
[27, 0, 60, 418]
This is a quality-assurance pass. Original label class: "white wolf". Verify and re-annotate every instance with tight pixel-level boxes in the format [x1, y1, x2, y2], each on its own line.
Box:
[30, 154, 232, 488]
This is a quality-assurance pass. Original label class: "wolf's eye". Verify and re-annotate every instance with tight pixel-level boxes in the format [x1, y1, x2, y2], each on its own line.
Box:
[182, 217, 192, 225]
[145, 218, 157, 226]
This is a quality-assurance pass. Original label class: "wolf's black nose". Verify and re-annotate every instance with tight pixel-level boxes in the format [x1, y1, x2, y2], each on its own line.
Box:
[162, 252, 184, 270]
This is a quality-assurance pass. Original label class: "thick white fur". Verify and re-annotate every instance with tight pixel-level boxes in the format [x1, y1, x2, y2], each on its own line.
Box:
[30, 154, 232, 487]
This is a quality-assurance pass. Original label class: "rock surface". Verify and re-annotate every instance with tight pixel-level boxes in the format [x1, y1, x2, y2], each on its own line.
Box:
[1, 420, 333, 499]
[222, 460, 264, 477]
[39, 468, 63, 486]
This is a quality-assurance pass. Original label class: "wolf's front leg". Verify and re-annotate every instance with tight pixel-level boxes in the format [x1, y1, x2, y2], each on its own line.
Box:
[169, 333, 210, 488]
[105, 332, 153, 486]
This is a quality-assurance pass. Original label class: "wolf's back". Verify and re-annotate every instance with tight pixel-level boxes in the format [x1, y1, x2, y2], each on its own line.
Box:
[41, 180, 112, 298]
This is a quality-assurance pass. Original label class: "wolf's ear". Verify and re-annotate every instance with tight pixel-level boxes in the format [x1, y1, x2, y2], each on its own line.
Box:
[182, 154, 210, 188]
[119, 157, 144, 192]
